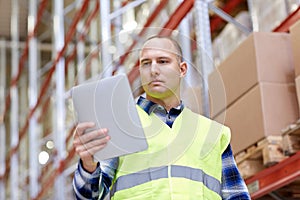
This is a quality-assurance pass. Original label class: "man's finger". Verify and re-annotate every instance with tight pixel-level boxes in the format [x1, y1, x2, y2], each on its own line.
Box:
[74, 122, 95, 136]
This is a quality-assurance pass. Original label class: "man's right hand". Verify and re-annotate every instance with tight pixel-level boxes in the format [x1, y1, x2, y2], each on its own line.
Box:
[73, 122, 110, 172]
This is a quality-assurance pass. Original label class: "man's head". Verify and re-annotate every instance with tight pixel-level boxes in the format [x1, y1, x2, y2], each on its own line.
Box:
[139, 36, 187, 103]
[144, 35, 183, 62]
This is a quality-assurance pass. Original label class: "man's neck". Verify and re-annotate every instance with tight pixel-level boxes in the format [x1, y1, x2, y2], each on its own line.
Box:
[146, 95, 181, 112]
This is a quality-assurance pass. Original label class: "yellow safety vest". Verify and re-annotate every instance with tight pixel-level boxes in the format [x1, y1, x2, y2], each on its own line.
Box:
[111, 106, 230, 200]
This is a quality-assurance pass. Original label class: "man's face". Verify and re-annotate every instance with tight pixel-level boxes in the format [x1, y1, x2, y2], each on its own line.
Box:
[139, 38, 186, 100]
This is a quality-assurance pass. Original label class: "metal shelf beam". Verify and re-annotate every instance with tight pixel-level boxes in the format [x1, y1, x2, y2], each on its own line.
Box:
[210, 0, 245, 32]
[245, 151, 300, 199]
[273, 6, 300, 32]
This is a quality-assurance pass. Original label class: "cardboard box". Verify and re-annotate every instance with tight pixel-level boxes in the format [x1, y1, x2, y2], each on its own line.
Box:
[214, 82, 299, 154]
[290, 20, 300, 77]
[209, 32, 295, 118]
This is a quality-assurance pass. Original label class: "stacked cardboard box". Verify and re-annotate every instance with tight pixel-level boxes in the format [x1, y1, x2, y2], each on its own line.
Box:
[290, 20, 300, 114]
[214, 82, 298, 154]
[209, 32, 299, 154]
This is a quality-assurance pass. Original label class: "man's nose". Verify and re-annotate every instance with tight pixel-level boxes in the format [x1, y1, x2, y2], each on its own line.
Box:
[150, 62, 160, 75]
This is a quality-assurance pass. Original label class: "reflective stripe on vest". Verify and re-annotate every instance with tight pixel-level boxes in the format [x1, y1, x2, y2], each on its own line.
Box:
[111, 165, 221, 196]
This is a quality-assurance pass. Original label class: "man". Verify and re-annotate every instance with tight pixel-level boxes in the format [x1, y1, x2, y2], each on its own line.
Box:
[73, 36, 250, 199]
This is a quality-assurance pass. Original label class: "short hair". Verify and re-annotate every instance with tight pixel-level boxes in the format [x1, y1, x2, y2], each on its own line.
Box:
[144, 35, 183, 62]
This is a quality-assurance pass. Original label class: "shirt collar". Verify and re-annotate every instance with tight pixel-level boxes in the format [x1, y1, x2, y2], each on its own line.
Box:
[137, 96, 184, 115]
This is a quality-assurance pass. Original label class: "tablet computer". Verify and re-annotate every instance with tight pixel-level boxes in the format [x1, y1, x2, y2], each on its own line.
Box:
[71, 74, 148, 160]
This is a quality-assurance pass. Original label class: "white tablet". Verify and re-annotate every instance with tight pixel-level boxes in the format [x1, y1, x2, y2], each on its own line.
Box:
[71, 74, 148, 160]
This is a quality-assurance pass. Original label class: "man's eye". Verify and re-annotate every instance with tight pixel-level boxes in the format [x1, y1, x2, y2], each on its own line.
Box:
[141, 62, 151, 67]
[158, 60, 168, 64]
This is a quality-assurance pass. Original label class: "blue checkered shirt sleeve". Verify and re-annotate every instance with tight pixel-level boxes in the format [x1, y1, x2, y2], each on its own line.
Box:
[73, 158, 117, 200]
[221, 145, 251, 199]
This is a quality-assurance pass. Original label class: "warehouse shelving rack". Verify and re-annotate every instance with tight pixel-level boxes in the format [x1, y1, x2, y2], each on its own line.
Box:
[246, 147, 300, 199]
[243, 5, 300, 199]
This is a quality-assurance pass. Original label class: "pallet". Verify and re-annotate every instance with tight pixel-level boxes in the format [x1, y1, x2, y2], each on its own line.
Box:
[282, 119, 300, 156]
[235, 136, 287, 179]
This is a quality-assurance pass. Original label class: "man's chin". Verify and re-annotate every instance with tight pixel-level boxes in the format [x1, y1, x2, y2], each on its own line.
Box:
[147, 90, 171, 99]
[148, 88, 165, 95]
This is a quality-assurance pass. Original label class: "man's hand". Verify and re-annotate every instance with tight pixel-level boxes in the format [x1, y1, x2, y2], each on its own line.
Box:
[73, 122, 110, 172]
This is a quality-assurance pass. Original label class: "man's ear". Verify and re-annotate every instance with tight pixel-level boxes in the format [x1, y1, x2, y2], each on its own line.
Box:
[179, 61, 187, 77]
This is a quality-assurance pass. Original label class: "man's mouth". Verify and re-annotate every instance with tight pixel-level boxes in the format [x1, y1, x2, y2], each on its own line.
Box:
[150, 80, 162, 85]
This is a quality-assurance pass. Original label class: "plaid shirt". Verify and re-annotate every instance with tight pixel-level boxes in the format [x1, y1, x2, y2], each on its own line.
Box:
[73, 96, 250, 200]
